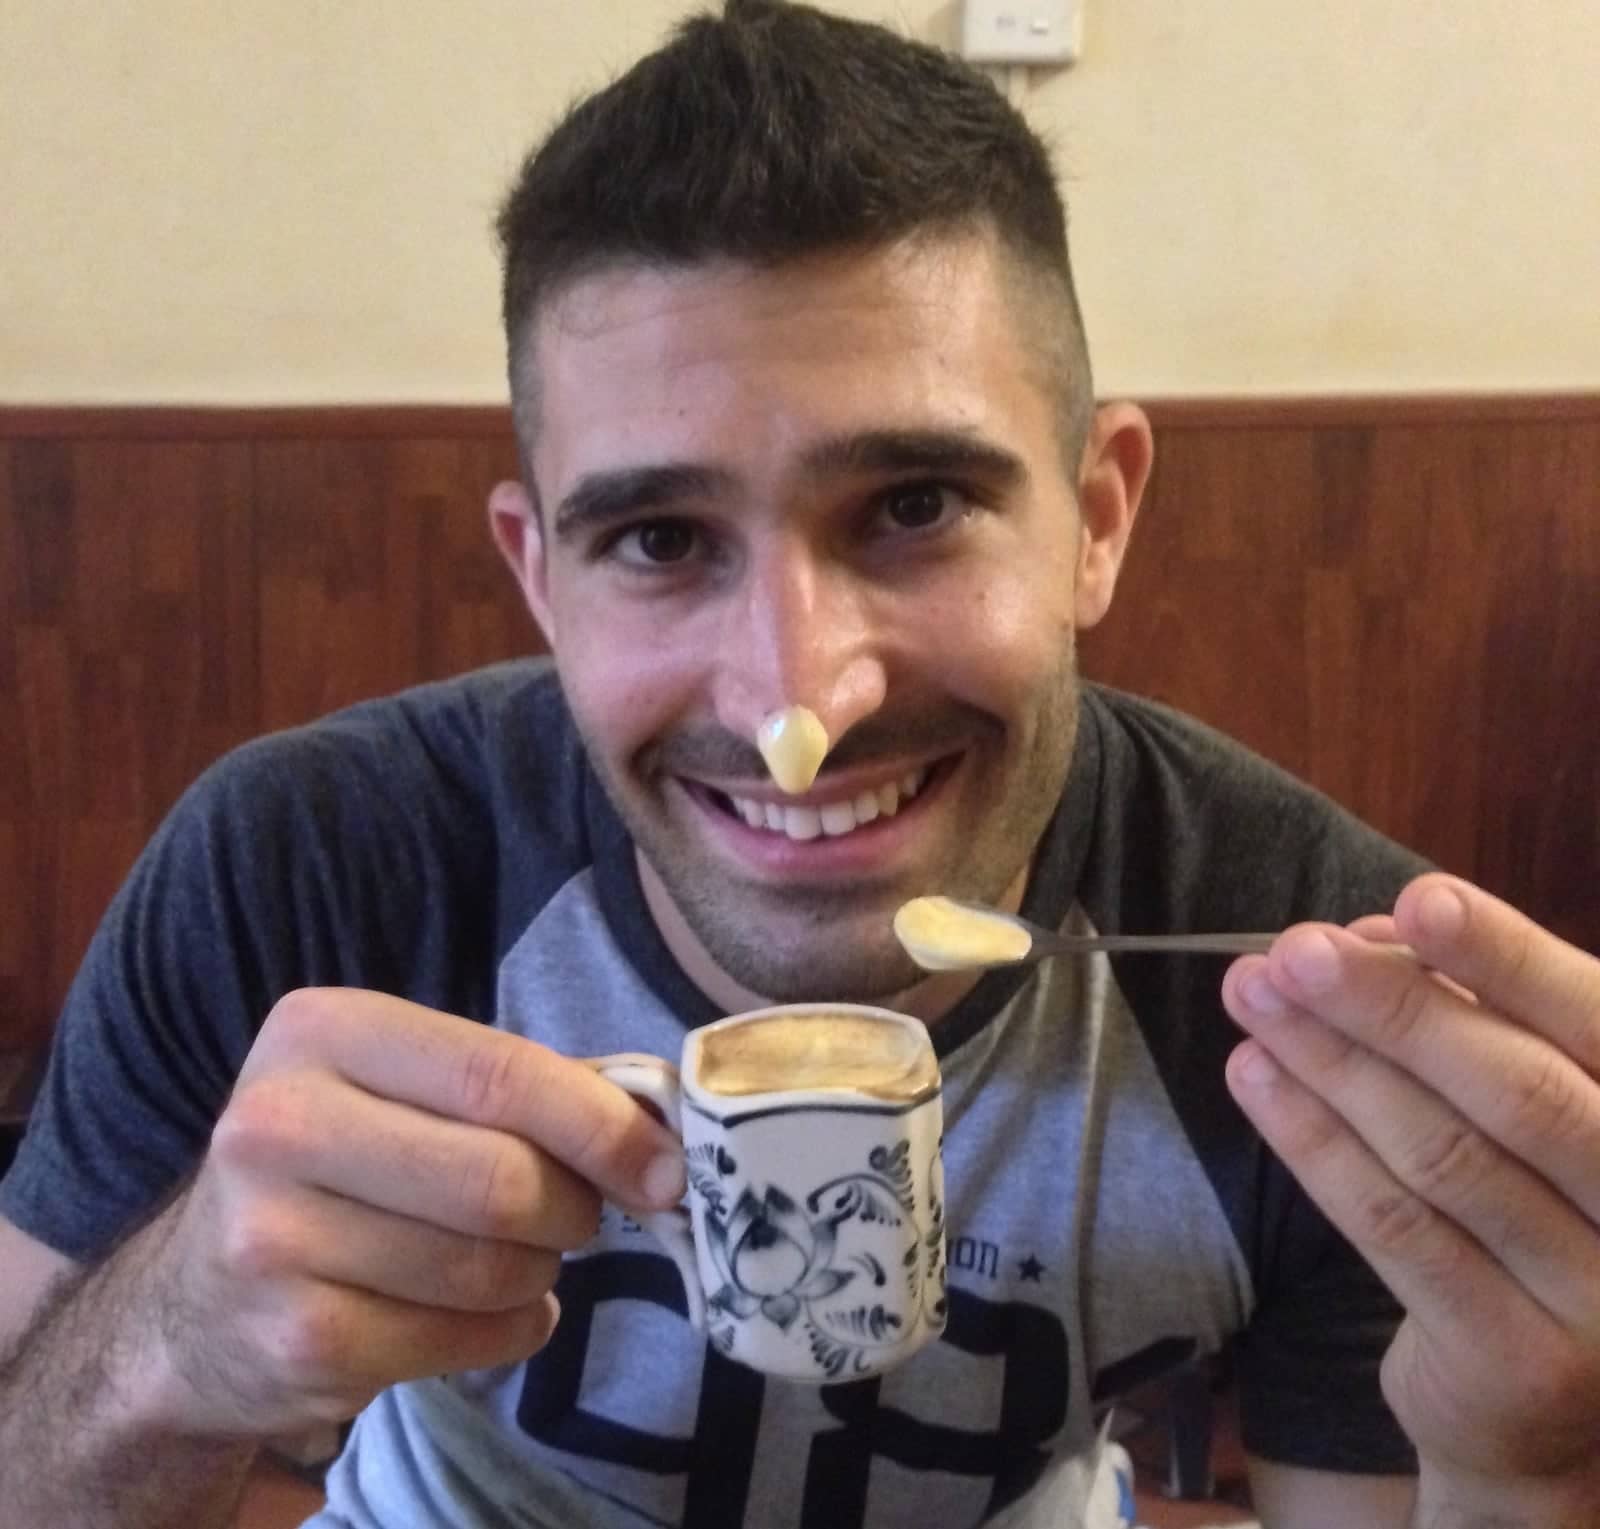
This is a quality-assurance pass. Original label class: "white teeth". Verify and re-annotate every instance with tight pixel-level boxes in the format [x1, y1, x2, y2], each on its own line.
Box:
[783, 805, 823, 840]
[724, 765, 933, 841]
[819, 800, 857, 836]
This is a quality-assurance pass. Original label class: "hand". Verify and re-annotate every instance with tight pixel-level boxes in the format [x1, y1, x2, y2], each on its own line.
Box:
[129, 988, 686, 1438]
[1221, 874, 1600, 1514]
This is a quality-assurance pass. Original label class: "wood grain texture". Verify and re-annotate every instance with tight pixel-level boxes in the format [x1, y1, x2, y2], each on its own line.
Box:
[0, 426, 529, 1053]
[2, 403, 1595, 1053]
[1081, 411, 1600, 956]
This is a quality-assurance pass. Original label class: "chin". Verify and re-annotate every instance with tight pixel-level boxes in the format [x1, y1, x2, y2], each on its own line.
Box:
[714, 938, 923, 1007]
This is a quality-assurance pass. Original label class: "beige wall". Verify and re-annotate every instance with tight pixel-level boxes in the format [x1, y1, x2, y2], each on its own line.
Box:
[3, 0, 1596, 403]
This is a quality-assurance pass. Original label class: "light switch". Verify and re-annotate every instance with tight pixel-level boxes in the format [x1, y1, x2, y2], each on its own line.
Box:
[960, 0, 1083, 65]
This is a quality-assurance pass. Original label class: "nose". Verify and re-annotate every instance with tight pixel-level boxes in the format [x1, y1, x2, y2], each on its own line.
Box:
[710, 540, 887, 768]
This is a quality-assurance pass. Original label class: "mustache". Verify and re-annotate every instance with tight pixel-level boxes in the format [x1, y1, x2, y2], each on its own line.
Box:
[647, 704, 998, 782]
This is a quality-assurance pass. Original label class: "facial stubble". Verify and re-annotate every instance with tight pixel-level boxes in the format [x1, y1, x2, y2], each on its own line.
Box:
[587, 656, 1084, 1004]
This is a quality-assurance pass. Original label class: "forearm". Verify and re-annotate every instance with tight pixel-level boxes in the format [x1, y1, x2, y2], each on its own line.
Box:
[0, 1217, 255, 1529]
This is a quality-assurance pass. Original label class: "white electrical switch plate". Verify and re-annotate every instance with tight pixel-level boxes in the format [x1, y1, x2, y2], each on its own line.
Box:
[960, 0, 1083, 65]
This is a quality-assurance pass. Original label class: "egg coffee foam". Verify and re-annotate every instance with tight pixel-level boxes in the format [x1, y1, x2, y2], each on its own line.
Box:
[692, 1011, 938, 1101]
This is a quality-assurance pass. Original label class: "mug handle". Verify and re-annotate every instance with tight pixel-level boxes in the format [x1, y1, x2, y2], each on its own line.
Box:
[591, 1053, 705, 1330]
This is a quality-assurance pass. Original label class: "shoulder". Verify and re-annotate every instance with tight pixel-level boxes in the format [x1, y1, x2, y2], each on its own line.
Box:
[179, 660, 580, 860]
[103, 658, 597, 1013]
[1079, 683, 1428, 930]
[210, 658, 572, 803]
[2, 663, 599, 1261]
[1085, 681, 1347, 827]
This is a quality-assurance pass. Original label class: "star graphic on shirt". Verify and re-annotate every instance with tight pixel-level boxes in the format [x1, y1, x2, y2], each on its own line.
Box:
[1017, 1254, 1046, 1282]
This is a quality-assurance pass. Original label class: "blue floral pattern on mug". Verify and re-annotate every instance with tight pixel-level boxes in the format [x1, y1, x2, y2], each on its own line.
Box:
[689, 1138, 947, 1379]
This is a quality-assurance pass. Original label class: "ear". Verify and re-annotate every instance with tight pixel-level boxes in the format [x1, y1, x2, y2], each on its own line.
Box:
[486, 479, 556, 646]
[1072, 401, 1154, 631]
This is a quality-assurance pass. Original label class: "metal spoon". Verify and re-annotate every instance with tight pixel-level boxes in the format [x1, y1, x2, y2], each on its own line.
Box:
[893, 896, 1414, 973]
[998, 918, 1282, 959]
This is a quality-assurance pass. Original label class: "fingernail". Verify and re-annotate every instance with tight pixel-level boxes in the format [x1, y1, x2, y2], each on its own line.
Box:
[643, 1150, 686, 1206]
[1233, 1043, 1279, 1088]
[1284, 931, 1340, 993]
[1240, 972, 1287, 1014]
[1418, 883, 1466, 940]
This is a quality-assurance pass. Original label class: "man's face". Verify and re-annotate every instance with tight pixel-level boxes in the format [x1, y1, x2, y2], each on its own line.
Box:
[496, 233, 1142, 1003]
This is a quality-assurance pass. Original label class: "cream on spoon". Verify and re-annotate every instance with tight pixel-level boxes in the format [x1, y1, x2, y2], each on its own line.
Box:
[893, 896, 1034, 970]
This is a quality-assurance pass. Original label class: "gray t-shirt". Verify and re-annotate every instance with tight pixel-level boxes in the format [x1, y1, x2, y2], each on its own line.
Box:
[2, 661, 1426, 1527]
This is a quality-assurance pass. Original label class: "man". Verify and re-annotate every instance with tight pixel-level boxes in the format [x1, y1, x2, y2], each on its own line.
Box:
[2, 3, 1597, 1526]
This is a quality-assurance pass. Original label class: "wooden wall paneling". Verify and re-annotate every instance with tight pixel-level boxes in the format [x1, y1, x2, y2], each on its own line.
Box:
[1473, 420, 1600, 948]
[252, 436, 532, 735]
[72, 441, 259, 822]
[7, 439, 95, 1054]
[0, 442, 37, 1048]
[1085, 411, 1599, 950]
[1083, 428, 1316, 780]
[256, 437, 405, 730]
[392, 438, 539, 681]
[0, 438, 257, 1051]
[1404, 430, 1502, 883]
[1325, 424, 1464, 869]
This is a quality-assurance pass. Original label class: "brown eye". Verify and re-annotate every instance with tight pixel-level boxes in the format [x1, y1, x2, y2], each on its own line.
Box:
[884, 483, 951, 529]
[624, 519, 696, 564]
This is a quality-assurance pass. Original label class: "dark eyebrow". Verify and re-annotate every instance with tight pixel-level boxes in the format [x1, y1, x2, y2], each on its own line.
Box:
[551, 428, 1025, 541]
[552, 463, 737, 540]
[800, 428, 1028, 490]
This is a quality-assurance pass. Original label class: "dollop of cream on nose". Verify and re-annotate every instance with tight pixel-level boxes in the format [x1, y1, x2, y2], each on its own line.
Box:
[756, 706, 830, 794]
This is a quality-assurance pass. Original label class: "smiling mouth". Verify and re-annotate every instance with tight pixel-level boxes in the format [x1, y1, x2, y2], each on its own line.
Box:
[700, 763, 937, 843]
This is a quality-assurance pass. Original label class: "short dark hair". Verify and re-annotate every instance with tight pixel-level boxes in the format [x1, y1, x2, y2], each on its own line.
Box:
[496, 0, 1093, 459]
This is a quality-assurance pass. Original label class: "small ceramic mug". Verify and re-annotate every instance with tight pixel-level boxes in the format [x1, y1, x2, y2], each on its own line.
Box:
[595, 1002, 947, 1382]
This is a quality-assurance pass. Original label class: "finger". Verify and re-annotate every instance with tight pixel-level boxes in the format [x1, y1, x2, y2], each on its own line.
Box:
[1347, 913, 1399, 942]
[217, 1182, 567, 1314]
[1226, 977, 1600, 1332]
[1242, 918, 1470, 1003]
[252, 990, 686, 1209]
[1248, 927, 1600, 1227]
[1343, 913, 1478, 1005]
[215, 1070, 604, 1249]
[1224, 1039, 1570, 1363]
[1394, 874, 1600, 1073]
[1343, 913, 1482, 1001]
[248, 1281, 562, 1413]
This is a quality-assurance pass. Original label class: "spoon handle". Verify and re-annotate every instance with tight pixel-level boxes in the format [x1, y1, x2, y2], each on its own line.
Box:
[1033, 931, 1280, 956]
[1031, 932, 1417, 959]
